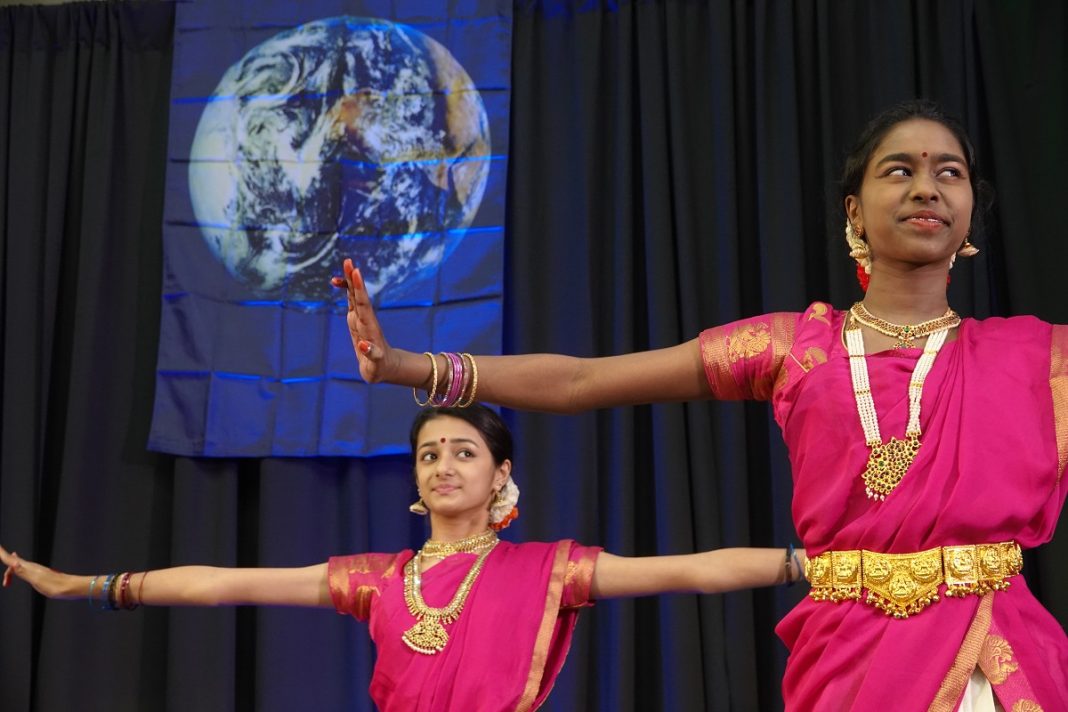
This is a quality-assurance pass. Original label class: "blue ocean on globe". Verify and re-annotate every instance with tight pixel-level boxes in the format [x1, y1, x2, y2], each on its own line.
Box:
[188, 16, 491, 303]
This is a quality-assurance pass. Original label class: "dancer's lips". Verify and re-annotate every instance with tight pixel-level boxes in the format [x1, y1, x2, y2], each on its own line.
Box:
[901, 210, 949, 227]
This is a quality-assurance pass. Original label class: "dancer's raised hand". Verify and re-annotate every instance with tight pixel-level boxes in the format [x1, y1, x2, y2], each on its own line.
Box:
[331, 258, 401, 384]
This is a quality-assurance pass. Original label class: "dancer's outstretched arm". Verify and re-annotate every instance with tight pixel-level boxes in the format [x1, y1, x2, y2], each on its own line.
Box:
[590, 546, 805, 600]
[1, 545, 331, 608]
[333, 259, 710, 414]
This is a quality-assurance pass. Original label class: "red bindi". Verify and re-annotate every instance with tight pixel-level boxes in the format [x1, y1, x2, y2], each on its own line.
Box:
[921, 151, 928, 158]
[440, 437, 446, 443]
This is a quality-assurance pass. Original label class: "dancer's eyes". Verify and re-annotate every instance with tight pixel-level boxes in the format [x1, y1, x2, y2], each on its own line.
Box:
[418, 448, 476, 462]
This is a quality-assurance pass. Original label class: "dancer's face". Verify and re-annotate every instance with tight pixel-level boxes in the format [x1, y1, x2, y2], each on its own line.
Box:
[846, 118, 974, 271]
[414, 416, 510, 521]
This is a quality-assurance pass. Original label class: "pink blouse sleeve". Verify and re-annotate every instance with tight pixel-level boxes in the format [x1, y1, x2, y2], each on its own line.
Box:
[698, 311, 801, 401]
[560, 543, 603, 610]
[327, 552, 409, 622]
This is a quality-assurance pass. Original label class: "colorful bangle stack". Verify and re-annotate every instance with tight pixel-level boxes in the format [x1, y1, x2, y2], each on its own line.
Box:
[412, 352, 480, 408]
[87, 571, 143, 611]
[436, 352, 465, 406]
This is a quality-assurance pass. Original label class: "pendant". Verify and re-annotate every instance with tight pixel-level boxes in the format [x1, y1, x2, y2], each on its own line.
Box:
[402, 616, 450, 655]
[862, 434, 920, 500]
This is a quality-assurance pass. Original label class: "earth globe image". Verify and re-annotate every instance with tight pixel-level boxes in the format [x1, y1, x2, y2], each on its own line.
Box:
[188, 17, 491, 302]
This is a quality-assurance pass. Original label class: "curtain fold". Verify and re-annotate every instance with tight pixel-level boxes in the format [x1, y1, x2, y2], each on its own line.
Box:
[0, 1, 1064, 711]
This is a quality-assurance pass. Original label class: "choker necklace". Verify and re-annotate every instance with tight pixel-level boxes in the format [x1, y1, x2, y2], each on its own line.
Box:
[850, 302, 960, 349]
[846, 315, 951, 500]
[420, 529, 498, 559]
[402, 541, 498, 654]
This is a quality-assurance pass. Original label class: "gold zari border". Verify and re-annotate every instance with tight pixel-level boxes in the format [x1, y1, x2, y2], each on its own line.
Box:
[805, 541, 1021, 618]
[516, 541, 571, 712]
[1050, 325, 1068, 482]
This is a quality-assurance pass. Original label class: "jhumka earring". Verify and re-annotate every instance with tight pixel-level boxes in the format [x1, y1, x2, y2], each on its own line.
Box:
[957, 233, 979, 257]
[846, 221, 872, 291]
[409, 499, 428, 516]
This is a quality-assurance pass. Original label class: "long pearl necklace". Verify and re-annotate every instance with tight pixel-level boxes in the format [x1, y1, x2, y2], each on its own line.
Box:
[846, 314, 951, 500]
[401, 538, 498, 655]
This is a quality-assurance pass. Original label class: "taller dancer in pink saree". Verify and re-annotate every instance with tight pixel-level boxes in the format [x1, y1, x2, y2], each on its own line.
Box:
[700, 305, 1067, 710]
[1, 405, 800, 711]
[336, 99, 1068, 710]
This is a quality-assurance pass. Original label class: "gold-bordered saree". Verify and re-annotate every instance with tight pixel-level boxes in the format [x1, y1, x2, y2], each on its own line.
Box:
[700, 304, 1068, 711]
[329, 539, 600, 711]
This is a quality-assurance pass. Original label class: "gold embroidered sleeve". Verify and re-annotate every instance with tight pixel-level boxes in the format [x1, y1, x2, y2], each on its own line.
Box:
[698, 313, 797, 401]
[560, 544, 602, 609]
[327, 552, 407, 621]
[1049, 325, 1068, 482]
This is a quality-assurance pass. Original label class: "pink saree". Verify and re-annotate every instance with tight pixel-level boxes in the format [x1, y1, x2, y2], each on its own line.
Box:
[700, 303, 1068, 711]
[328, 539, 601, 711]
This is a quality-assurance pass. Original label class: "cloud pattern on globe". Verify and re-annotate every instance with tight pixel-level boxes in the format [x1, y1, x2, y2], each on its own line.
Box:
[188, 17, 491, 302]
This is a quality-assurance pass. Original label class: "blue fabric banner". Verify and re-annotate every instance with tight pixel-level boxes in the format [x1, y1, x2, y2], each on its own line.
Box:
[149, 1, 510, 456]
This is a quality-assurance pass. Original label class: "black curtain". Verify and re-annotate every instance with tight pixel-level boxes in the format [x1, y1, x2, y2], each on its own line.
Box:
[1, 1, 1065, 711]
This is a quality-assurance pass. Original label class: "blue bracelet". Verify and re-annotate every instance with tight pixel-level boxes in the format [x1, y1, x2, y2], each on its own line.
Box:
[785, 544, 796, 586]
[788, 544, 804, 586]
[99, 574, 115, 611]
[87, 576, 99, 609]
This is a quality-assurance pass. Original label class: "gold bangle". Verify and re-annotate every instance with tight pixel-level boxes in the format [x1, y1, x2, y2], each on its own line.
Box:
[457, 353, 478, 407]
[412, 352, 439, 407]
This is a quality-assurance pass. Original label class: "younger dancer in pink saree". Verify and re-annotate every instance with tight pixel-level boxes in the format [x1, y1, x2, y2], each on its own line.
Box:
[1, 405, 801, 711]
[336, 100, 1068, 710]
[329, 538, 598, 710]
[324, 405, 799, 711]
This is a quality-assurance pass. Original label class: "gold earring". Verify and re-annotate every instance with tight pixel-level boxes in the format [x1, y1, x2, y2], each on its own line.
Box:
[958, 234, 979, 257]
[409, 499, 428, 516]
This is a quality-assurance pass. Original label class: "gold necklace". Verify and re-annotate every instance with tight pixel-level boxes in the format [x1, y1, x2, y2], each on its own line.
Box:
[419, 529, 497, 559]
[846, 316, 950, 500]
[850, 302, 960, 349]
[401, 541, 497, 655]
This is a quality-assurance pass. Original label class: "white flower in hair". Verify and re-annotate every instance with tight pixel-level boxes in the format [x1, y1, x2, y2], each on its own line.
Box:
[489, 476, 520, 529]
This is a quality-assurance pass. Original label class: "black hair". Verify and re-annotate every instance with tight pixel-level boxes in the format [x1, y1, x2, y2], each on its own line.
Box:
[408, 404, 513, 467]
[840, 99, 992, 233]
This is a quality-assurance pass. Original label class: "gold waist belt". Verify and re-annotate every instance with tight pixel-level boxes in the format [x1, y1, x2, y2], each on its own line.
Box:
[805, 541, 1022, 619]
